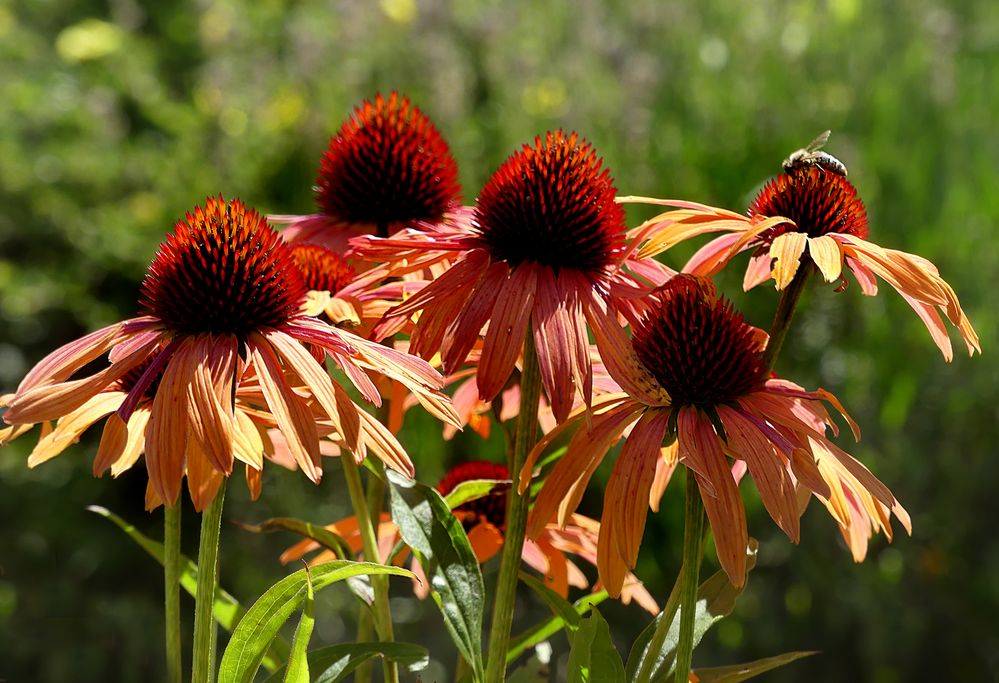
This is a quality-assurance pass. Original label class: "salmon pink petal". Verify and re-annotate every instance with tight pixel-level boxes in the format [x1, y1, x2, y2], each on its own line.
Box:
[146, 340, 197, 506]
[186, 336, 238, 475]
[249, 336, 322, 483]
[684, 233, 743, 277]
[677, 406, 748, 585]
[478, 262, 538, 401]
[357, 410, 415, 478]
[533, 273, 578, 423]
[185, 437, 224, 512]
[535, 536, 570, 597]
[441, 261, 506, 373]
[110, 409, 151, 477]
[16, 321, 129, 394]
[743, 251, 774, 291]
[26, 391, 124, 469]
[649, 443, 678, 512]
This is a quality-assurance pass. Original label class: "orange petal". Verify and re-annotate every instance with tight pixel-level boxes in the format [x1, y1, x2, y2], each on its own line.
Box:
[478, 262, 538, 401]
[145, 340, 197, 506]
[27, 391, 123, 468]
[467, 522, 504, 564]
[808, 235, 844, 283]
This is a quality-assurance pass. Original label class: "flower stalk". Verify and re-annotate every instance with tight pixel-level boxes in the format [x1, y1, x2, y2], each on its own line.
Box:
[192, 480, 226, 683]
[763, 262, 814, 371]
[674, 472, 707, 683]
[485, 330, 542, 683]
[341, 453, 399, 683]
[164, 503, 182, 683]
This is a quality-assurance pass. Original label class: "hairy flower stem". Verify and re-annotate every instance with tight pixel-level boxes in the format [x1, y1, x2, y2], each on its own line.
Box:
[164, 503, 182, 683]
[674, 473, 707, 683]
[485, 331, 542, 683]
[192, 480, 226, 683]
[763, 263, 814, 371]
[355, 458, 388, 683]
[342, 454, 399, 683]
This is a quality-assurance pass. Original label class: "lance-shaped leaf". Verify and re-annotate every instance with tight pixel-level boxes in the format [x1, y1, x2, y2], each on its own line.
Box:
[387, 469, 485, 681]
[693, 651, 818, 682]
[218, 561, 413, 683]
[443, 477, 509, 510]
[261, 642, 430, 683]
[508, 592, 609, 664]
[566, 608, 626, 683]
[87, 505, 291, 671]
[519, 571, 583, 637]
[626, 540, 759, 683]
[282, 566, 315, 683]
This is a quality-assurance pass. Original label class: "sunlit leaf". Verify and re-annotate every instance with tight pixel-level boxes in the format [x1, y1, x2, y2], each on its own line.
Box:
[444, 477, 508, 509]
[519, 571, 582, 636]
[387, 470, 485, 681]
[693, 651, 818, 682]
[86, 505, 292, 671]
[218, 561, 413, 683]
[566, 608, 625, 683]
[626, 540, 759, 682]
[261, 642, 430, 683]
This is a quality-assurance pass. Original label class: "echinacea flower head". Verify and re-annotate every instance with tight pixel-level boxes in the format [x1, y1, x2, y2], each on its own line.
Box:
[523, 275, 910, 591]
[624, 165, 979, 360]
[366, 130, 644, 423]
[272, 92, 467, 253]
[281, 460, 658, 613]
[3, 196, 455, 510]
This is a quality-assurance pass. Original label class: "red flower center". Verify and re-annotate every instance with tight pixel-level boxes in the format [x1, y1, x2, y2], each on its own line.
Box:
[437, 461, 510, 531]
[632, 276, 768, 408]
[315, 92, 462, 232]
[474, 130, 626, 275]
[139, 197, 307, 337]
[289, 243, 356, 294]
[749, 167, 869, 242]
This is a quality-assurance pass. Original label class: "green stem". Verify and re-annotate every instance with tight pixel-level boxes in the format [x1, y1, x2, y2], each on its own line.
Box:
[763, 263, 813, 371]
[674, 472, 706, 683]
[354, 459, 387, 683]
[164, 503, 182, 683]
[342, 454, 399, 683]
[354, 610, 375, 683]
[192, 480, 226, 683]
[485, 330, 543, 683]
[633, 574, 682, 683]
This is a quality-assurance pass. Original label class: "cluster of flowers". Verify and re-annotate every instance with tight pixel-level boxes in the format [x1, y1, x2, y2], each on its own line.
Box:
[0, 91, 978, 606]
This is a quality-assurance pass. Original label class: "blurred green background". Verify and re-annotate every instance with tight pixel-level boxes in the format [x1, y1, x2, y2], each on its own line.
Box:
[1, 0, 997, 681]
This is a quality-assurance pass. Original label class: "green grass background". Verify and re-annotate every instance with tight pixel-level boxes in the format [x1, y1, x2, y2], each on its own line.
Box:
[1, 0, 997, 680]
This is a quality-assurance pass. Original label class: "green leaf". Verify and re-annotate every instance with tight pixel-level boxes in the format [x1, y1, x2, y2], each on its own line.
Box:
[218, 561, 414, 683]
[566, 608, 626, 683]
[86, 505, 292, 671]
[625, 540, 759, 683]
[234, 517, 355, 561]
[444, 477, 508, 510]
[519, 571, 582, 635]
[387, 470, 485, 681]
[693, 651, 818, 682]
[261, 642, 430, 683]
[508, 591, 609, 664]
[282, 567, 315, 683]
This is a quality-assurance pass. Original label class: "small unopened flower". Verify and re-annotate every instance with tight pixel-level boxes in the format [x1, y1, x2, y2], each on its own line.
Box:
[271, 92, 468, 254]
[522, 275, 909, 591]
[362, 130, 670, 423]
[623, 167, 979, 360]
[2, 197, 456, 510]
[281, 460, 658, 613]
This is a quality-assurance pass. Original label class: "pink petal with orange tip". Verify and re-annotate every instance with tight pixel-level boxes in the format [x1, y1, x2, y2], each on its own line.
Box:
[249, 335, 322, 483]
[16, 320, 128, 394]
[26, 391, 124, 468]
[677, 406, 748, 586]
[599, 409, 669, 596]
[769, 232, 809, 290]
[743, 251, 774, 291]
[528, 400, 644, 539]
[718, 405, 799, 542]
[146, 339, 197, 506]
[441, 260, 506, 373]
[684, 233, 743, 277]
[534, 535, 570, 597]
[478, 262, 538, 401]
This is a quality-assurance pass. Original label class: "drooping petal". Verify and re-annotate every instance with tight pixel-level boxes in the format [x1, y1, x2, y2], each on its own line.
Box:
[649, 442, 678, 513]
[16, 321, 130, 394]
[677, 407, 748, 585]
[684, 233, 744, 277]
[185, 436, 224, 512]
[110, 408, 151, 477]
[478, 262, 538, 401]
[441, 260, 506, 373]
[808, 235, 844, 283]
[186, 336, 238, 475]
[533, 272, 578, 423]
[26, 392, 124, 468]
[146, 339, 197, 506]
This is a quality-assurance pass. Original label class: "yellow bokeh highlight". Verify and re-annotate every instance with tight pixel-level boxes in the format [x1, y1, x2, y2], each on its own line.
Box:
[521, 78, 569, 118]
[381, 0, 417, 25]
[55, 19, 124, 63]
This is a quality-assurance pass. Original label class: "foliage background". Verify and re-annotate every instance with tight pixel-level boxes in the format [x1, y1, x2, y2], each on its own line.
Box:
[1, 0, 997, 680]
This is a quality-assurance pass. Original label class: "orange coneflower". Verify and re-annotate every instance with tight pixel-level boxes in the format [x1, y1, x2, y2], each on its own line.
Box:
[281, 461, 659, 613]
[2, 197, 456, 510]
[623, 167, 979, 360]
[270, 92, 469, 254]
[359, 130, 672, 423]
[521, 275, 910, 592]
